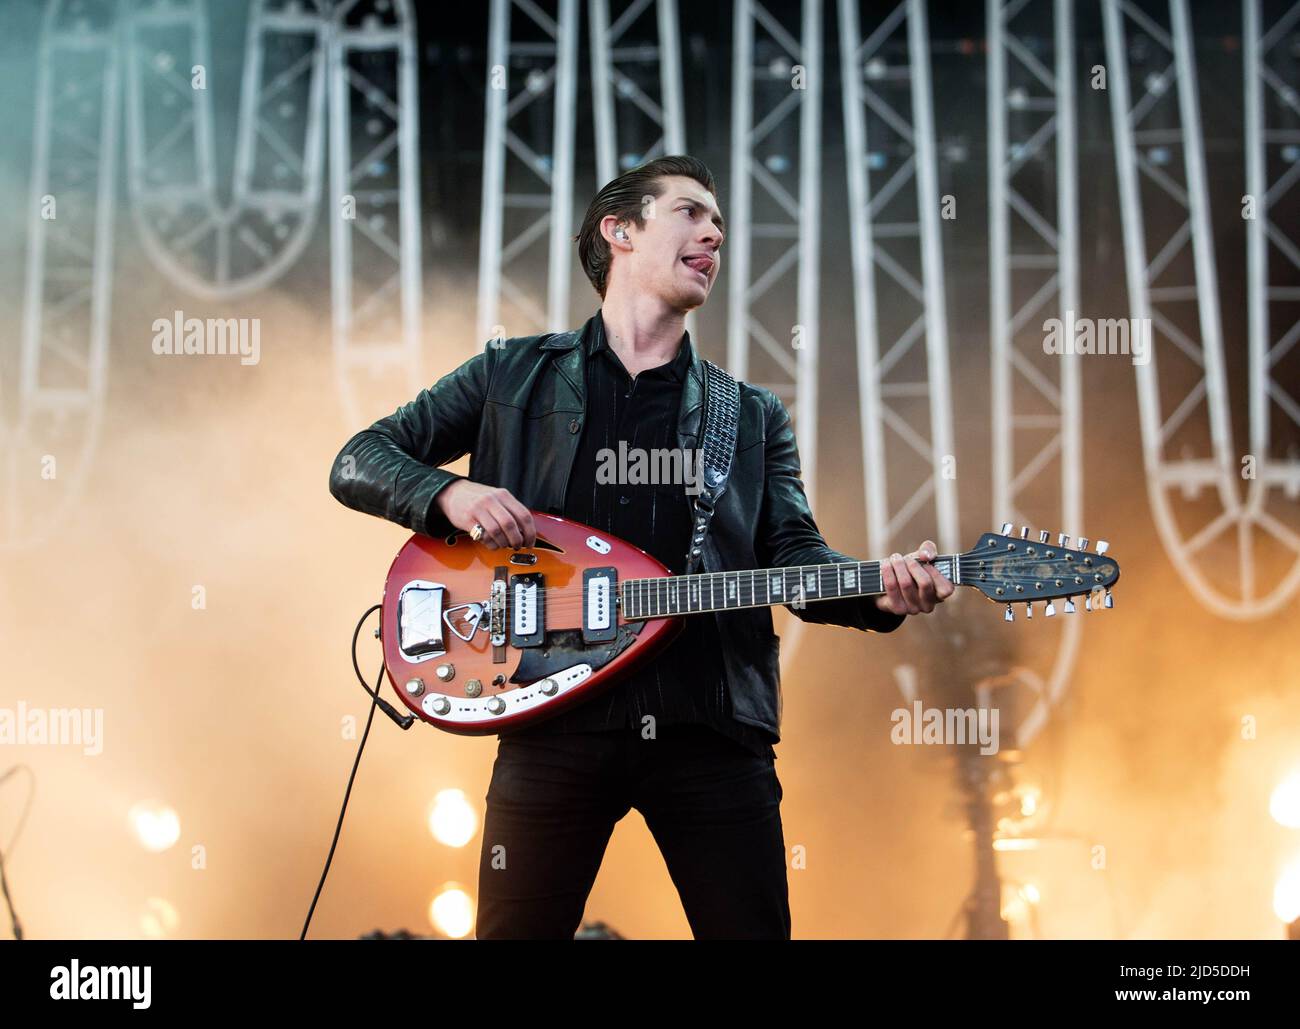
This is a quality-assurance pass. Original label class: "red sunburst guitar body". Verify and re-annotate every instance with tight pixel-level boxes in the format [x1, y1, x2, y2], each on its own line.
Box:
[379, 511, 1120, 735]
[381, 513, 683, 735]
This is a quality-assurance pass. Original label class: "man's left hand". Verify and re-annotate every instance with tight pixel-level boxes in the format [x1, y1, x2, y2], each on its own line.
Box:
[873, 540, 955, 616]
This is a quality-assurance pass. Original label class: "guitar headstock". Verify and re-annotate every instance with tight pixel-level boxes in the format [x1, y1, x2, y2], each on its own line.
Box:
[961, 523, 1121, 620]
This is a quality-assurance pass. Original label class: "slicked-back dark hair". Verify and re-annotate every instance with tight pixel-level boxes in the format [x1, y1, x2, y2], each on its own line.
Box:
[574, 155, 718, 298]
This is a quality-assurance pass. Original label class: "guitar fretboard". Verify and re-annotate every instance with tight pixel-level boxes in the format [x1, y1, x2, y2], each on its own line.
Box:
[619, 557, 958, 618]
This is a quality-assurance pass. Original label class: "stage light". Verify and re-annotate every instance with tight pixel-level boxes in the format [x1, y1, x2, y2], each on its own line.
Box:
[1019, 786, 1041, 817]
[429, 884, 474, 939]
[428, 788, 478, 847]
[992, 838, 1040, 852]
[140, 897, 179, 939]
[768, 57, 791, 79]
[1270, 771, 1300, 828]
[1143, 72, 1168, 96]
[1273, 859, 1300, 924]
[1021, 883, 1041, 904]
[128, 801, 180, 853]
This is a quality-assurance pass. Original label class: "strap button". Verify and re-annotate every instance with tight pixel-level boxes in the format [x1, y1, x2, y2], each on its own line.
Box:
[569, 418, 581, 433]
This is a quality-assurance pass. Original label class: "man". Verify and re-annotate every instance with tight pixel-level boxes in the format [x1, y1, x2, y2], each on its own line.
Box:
[329, 155, 953, 939]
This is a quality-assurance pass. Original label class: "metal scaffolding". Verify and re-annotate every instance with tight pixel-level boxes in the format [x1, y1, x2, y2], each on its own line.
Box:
[728, 0, 822, 499]
[1104, 0, 1300, 618]
[9, 0, 120, 550]
[328, 0, 424, 426]
[589, 0, 686, 187]
[123, 0, 328, 298]
[477, 0, 580, 341]
[838, 0, 959, 558]
[1243, 0, 1300, 610]
[987, 0, 1084, 743]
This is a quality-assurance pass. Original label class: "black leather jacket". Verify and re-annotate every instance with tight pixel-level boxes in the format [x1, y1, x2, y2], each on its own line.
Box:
[328, 311, 905, 740]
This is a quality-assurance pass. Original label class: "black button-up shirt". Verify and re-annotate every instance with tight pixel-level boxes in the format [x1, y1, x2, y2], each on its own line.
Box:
[512, 310, 777, 760]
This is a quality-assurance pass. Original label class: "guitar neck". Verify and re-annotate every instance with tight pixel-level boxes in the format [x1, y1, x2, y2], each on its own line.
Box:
[619, 556, 961, 619]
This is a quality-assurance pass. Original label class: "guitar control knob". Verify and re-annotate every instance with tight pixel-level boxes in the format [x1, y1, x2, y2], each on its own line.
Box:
[429, 696, 451, 716]
[539, 678, 559, 696]
[435, 663, 455, 682]
[486, 696, 507, 716]
[465, 678, 483, 697]
[404, 678, 425, 697]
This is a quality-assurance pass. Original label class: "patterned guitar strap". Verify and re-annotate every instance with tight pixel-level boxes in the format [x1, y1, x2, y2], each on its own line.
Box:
[684, 359, 740, 575]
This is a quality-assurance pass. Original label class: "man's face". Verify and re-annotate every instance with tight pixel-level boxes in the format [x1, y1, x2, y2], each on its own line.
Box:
[615, 175, 724, 311]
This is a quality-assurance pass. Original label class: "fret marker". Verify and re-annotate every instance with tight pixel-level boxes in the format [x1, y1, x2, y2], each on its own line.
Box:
[842, 568, 856, 589]
[805, 572, 817, 594]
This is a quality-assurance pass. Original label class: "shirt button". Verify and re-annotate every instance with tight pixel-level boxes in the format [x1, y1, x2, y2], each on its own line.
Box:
[568, 418, 581, 434]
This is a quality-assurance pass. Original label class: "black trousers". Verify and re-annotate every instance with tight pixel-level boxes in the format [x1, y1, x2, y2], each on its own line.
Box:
[475, 722, 791, 939]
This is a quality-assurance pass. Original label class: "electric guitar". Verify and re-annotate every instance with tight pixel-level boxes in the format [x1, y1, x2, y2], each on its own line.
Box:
[380, 514, 1120, 734]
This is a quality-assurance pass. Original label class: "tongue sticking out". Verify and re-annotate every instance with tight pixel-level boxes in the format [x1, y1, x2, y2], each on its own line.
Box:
[683, 256, 711, 274]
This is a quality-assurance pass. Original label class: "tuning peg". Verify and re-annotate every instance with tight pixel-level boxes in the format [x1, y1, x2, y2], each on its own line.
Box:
[1104, 589, 1113, 608]
[1044, 600, 1056, 616]
[1020, 526, 1030, 539]
[1004, 604, 1014, 622]
[1096, 540, 1109, 555]
[1025, 602, 1033, 618]
[1000, 522, 1013, 535]
[1084, 593, 1093, 611]
[1057, 533, 1070, 547]
[1038, 530, 1050, 543]
[1078, 537, 1090, 551]
[1064, 597, 1076, 613]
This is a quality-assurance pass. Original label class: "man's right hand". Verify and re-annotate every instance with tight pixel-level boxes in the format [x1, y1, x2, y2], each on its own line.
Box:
[435, 481, 538, 550]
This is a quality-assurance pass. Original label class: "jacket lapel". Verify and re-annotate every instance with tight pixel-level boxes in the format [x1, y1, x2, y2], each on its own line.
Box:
[676, 334, 704, 450]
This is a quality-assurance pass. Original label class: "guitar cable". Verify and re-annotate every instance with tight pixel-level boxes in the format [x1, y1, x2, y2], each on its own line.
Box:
[0, 763, 35, 940]
[300, 603, 415, 941]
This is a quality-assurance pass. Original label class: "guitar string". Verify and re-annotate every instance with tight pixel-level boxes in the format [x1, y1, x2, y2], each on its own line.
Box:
[441, 562, 1109, 618]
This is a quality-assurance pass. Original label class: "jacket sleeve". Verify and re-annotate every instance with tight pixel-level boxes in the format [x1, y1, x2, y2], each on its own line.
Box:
[328, 345, 493, 538]
[754, 390, 906, 634]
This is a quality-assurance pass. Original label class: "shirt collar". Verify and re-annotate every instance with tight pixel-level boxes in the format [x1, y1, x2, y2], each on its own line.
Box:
[589, 308, 691, 383]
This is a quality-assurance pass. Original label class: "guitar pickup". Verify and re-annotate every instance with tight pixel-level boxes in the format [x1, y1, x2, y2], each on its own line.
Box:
[582, 567, 618, 644]
[397, 580, 446, 661]
[508, 573, 545, 648]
